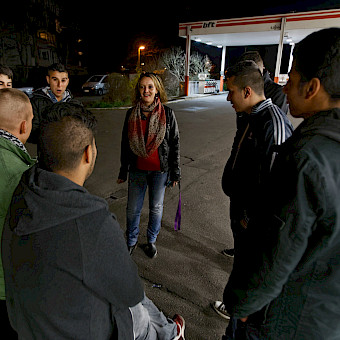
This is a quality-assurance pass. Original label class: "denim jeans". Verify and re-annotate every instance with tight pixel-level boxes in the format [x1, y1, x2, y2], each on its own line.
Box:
[126, 170, 168, 246]
[222, 316, 261, 340]
[130, 295, 177, 340]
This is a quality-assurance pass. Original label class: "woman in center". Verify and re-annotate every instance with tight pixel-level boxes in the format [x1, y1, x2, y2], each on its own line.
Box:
[117, 73, 181, 258]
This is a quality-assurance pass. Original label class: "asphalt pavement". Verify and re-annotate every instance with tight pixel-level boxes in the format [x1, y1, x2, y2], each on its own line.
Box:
[26, 93, 302, 340]
[88, 93, 235, 339]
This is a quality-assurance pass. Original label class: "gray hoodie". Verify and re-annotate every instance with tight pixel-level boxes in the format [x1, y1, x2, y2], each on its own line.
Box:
[2, 165, 144, 340]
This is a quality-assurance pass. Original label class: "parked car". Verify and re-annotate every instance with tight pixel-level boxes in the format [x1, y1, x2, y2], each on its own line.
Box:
[16, 87, 34, 98]
[81, 75, 109, 95]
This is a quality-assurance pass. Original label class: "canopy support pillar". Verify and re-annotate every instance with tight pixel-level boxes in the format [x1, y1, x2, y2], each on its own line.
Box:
[220, 46, 226, 92]
[274, 17, 286, 83]
[184, 26, 191, 96]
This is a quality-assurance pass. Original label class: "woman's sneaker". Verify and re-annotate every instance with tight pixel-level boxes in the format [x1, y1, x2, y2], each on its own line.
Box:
[212, 301, 231, 320]
[173, 314, 185, 340]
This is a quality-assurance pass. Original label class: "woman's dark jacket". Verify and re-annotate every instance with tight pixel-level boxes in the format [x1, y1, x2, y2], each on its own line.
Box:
[118, 105, 181, 182]
[224, 108, 340, 339]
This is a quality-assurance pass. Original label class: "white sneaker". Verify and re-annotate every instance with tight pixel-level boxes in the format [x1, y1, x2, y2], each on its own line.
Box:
[212, 301, 231, 320]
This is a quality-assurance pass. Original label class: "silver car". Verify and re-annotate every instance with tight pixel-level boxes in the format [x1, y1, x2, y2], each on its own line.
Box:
[82, 75, 109, 95]
[17, 87, 35, 98]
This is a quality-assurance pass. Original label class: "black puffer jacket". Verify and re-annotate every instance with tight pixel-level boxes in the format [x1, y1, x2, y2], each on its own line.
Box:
[29, 87, 82, 144]
[118, 105, 181, 182]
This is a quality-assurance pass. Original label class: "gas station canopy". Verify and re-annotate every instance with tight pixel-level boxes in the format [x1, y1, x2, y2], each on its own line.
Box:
[178, 8, 340, 94]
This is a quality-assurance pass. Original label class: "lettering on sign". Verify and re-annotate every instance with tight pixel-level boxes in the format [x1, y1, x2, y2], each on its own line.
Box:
[270, 24, 281, 31]
[202, 22, 216, 29]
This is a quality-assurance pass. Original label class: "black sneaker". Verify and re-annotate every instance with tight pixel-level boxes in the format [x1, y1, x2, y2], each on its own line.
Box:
[144, 243, 157, 258]
[128, 242, 138, 255]
[212, 301, 231, 320]
[221, 248, 234, 257]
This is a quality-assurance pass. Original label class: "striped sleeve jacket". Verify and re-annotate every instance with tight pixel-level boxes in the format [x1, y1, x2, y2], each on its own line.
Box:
[221, 98, 294, 219]
[250, 98, 293, 169]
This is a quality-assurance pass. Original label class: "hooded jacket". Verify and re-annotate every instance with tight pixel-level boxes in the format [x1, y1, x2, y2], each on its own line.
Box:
[29, 87, 82, 144]
[1, 166, 144, 340]
[0, 136, 36, 300]
[224, 108, 340, 339]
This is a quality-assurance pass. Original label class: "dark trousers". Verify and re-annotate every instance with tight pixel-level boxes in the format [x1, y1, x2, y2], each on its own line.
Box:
[0, 300, 17, 339]
[222, 316, 261, 340]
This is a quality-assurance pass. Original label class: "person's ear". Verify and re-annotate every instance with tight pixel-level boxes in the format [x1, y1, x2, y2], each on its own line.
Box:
[84, 144, 92, 164]
[244, 86, 251, 99]
[19, 120, 27, 135]
[305, 78, 321, 99]
[46, 75, 50, 85]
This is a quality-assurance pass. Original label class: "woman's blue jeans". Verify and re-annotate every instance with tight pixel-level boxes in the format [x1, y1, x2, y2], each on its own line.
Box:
[126, 170, 168, 246]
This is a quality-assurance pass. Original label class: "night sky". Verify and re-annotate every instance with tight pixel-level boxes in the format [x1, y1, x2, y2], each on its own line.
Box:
[70, 0, 339, 73]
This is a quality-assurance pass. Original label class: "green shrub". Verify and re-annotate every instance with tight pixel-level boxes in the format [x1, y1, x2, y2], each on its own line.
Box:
[105, 73, 132, 104]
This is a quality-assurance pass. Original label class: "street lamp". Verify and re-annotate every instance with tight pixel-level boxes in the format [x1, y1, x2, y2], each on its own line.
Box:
[137, 45, 145, 72]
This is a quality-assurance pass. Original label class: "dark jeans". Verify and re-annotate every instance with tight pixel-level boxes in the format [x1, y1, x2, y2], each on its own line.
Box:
[0, 300, 17, 339]
[222, 316, 261, 340]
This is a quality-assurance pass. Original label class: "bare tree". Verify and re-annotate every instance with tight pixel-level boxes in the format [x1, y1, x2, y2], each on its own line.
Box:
[190, 52, 213, 79]
[161, 47, 185, 82]
[161, 47, 213, 82]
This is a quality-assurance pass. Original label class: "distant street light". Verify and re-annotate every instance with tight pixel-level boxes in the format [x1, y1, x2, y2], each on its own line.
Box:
[137, 45, 145, 72]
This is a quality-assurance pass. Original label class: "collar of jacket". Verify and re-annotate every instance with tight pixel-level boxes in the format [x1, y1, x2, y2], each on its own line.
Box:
[251, 98, 273, 115]
[0, 129, 27, 153]
[262, 70, 272, 84]
[34, 87, 71, 102]
[42, 87, 71, 102]
[296, 108, 340, 143]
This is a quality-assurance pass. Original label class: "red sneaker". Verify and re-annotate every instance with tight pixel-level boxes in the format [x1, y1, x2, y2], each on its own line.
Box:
[173, 314, 185, 340]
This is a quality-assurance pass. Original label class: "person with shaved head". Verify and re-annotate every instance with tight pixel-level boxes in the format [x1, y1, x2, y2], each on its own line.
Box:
[0, 88, 36, 337]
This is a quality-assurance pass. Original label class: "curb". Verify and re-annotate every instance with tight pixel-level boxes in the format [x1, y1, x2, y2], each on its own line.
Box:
[87, 92, 227, 110]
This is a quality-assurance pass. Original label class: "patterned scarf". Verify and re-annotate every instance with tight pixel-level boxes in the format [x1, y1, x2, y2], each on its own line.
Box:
[128, 98, 166, 158]
[0, 129, 28, 153]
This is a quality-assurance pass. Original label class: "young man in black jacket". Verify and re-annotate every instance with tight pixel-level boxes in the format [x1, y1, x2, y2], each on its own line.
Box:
[222, 28, 340, 339]
[212, 60, 293, 320]
[2, 103, 185, 340]
[238, 51, 288, 115]
[28, 63, 81, 144]
[219, 51, 289, 261]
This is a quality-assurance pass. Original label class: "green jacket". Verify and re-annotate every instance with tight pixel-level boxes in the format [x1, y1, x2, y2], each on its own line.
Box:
[0, 137, 36, 299]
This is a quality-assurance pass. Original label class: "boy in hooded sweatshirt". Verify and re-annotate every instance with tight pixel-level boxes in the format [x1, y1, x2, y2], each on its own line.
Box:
[2, 102, 185, 340]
